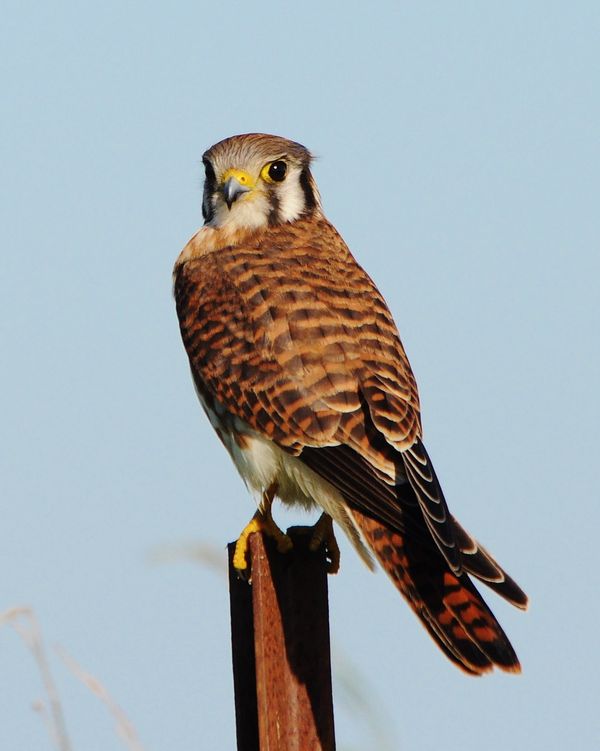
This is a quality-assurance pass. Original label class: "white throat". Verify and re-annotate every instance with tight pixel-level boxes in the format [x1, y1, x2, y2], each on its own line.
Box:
[209, 191, 271, 230]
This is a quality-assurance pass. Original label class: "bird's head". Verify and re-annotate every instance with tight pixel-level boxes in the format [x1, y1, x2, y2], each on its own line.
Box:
[201, 133, 321, 230]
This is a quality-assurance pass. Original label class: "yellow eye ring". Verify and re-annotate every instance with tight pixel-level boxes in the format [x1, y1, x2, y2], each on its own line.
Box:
[261, 160, 288, 184]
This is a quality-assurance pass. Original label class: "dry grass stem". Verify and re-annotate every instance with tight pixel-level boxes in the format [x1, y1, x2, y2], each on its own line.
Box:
[1, 606, 72, 751]
[56, 645, 146, 751]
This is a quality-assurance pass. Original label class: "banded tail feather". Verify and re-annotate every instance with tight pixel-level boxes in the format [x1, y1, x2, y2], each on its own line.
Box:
[351, 509, 526, 674]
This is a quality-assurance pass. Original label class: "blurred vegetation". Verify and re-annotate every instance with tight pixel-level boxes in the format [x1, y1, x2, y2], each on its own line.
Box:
[2, 538, 396, 750]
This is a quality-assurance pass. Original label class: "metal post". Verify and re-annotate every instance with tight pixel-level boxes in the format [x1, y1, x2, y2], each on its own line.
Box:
[228, 527, 336, 751]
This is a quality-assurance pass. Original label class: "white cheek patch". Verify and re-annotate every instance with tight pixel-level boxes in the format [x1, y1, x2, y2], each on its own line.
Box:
[276, 165, 306, 222]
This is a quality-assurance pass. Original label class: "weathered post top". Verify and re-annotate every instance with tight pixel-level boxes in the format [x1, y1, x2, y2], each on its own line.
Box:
[228, 527, 336, 751]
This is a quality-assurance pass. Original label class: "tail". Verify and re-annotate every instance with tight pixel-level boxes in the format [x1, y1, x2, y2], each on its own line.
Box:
[351, 508, 528, 675]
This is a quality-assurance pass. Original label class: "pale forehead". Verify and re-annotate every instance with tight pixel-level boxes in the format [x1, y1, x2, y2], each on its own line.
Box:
[203, 133, 312, 174]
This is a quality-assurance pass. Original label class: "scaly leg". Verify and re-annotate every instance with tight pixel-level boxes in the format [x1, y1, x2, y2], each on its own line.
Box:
[233, 484, 292, 572]
[309, 513, 341, 574]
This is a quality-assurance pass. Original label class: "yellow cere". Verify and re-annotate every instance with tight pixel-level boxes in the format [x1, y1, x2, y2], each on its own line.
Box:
[221, 168, 256, 188]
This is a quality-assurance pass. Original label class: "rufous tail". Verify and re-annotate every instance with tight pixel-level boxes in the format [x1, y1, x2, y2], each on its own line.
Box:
[351, 509, 527, 675]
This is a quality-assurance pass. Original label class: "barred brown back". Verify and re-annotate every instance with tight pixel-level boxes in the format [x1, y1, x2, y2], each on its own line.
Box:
[175, 215, 421, 465]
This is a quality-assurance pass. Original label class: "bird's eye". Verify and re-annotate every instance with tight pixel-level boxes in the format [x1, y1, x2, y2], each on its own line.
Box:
[264, 160, 287, 183]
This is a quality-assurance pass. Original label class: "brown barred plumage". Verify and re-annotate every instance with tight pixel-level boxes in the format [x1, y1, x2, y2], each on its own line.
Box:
[175, 216, 420, 456]
[174, 133, 527, 675]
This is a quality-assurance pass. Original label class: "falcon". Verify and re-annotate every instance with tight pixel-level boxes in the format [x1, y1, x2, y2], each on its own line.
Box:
[174, 133, 527, 674]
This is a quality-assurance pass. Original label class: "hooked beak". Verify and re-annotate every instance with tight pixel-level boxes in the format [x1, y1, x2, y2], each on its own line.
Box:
[222, 176, 251, 209]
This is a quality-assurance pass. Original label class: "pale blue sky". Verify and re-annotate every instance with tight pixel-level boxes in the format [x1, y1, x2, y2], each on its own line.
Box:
[2, 2, 599, 749]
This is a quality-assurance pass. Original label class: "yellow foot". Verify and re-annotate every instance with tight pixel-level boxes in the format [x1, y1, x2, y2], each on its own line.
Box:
[309, 513, 341, 574]
[233, 510, 293, 572]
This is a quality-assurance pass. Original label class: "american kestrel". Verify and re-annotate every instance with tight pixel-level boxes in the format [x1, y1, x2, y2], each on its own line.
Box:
[174, 133, 527, 674]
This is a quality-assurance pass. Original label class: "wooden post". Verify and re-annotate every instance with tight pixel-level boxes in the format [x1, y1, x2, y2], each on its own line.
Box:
[228, 526, 336, 751]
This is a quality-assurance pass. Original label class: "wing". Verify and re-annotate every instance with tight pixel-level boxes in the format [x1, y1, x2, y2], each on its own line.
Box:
[174, 217, 461, 568]
[175, 220, 416, 475]
[174, 218, 422, 447]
